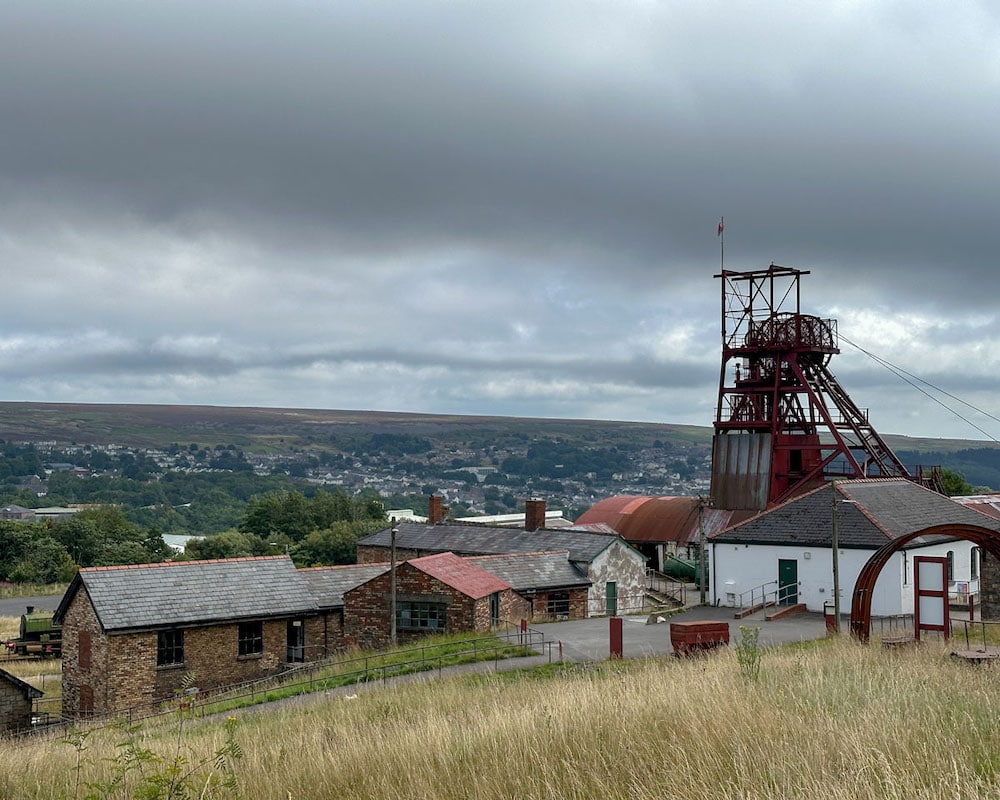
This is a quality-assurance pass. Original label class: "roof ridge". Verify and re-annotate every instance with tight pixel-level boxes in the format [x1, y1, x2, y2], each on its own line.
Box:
[300, 562, 390, 571]
[79, 555, 290, 573]
[468, 549, 570, 559]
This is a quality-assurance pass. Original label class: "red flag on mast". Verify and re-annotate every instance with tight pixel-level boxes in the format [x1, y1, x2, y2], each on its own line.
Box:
[717, 217, 724, 236]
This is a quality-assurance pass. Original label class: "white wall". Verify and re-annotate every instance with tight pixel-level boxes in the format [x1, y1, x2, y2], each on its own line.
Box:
[710, 539, 977, 617]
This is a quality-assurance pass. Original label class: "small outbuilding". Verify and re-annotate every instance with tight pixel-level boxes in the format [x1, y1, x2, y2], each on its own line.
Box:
[0, 668, 42, 734]
[343, 552, 527, 650]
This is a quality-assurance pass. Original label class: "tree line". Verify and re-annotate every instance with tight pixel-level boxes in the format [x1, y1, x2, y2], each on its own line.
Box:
[0, 489, 388, 584]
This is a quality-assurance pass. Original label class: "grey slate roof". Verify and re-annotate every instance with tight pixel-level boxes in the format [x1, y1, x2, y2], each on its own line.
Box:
[466, 551, 590, 591]
[358, 522, 622, 564]
[54, 556, 318, 633]
[711, 478, 1000, 549]
[0, 667, 42, 699]
[300, 563, 389, 609]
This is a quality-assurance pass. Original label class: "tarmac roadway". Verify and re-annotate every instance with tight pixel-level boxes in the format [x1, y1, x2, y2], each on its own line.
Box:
[0, 595, 61, 618]
[532, 605, 830, 662]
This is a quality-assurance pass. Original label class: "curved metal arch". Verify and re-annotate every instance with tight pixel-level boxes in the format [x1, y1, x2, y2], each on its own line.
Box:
[850, 524, 1000, 641]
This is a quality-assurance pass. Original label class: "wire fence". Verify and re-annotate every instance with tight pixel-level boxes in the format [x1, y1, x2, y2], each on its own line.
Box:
[14, 625, 554, 741]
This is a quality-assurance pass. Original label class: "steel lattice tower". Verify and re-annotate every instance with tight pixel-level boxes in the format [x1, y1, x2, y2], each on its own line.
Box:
[709, 264, 919, 511]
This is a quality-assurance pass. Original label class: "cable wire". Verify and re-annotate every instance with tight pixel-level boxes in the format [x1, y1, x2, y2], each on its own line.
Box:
[840, 334, 1000, 443]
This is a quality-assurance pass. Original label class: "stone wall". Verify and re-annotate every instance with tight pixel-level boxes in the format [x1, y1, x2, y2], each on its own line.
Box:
[523, 588, 588, 622]
[62, 593, 336, 718]
[981, 552, 1000, 620]
[0, 681, 33, 734]
[357, 545, 421, 564]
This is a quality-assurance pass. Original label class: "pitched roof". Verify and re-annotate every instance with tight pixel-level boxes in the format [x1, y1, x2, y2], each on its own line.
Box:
[711, 478, 1000, 549]
[406, 552, 511, 599]
[466, 550, 590, 591]
[54, 556, 317, 633]
[0, 667, 42, 700]
[300, 563, 389, 608]
[359, 522, 622, 564]
[575, 495, 747, 545]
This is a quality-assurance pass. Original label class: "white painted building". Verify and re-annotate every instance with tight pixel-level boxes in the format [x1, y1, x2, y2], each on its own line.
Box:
[709, 479, 995, 618]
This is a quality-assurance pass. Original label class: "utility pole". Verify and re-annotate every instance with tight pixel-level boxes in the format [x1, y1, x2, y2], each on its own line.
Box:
[831, 481, 841, 634]
[698, 496, 707, 605]
[389, 517, 398, 648]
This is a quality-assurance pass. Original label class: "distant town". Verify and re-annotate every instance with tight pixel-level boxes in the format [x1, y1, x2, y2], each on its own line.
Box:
[0, 432, 714, 531]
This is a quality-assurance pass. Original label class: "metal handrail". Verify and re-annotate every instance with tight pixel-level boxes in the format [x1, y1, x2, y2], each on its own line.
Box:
[735, 580, 800, 616]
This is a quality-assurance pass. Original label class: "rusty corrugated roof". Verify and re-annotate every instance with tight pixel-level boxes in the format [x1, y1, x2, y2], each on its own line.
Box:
[575, 495, 727, 546]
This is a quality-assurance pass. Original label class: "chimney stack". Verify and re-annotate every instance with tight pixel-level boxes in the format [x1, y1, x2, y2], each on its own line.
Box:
[427, 495, 443, 525]
[524, 498, 546, 532]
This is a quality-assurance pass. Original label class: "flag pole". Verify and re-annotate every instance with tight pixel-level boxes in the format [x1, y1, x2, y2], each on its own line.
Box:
[718, 216, 725, 269]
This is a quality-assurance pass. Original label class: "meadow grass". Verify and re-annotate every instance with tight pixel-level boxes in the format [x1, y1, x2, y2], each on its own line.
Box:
[7, 636, 1000, 799]
[0, 582, 66, 600]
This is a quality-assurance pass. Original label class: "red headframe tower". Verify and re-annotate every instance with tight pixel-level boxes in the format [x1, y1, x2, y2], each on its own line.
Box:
[710, 264, 918, 511]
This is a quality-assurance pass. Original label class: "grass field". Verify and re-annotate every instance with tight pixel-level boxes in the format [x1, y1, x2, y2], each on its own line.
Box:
[5, 636, 1000, 799]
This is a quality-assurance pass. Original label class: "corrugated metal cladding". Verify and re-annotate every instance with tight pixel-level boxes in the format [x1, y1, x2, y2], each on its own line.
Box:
[710, 433, 771, 511]
[576, 496, 702, 545]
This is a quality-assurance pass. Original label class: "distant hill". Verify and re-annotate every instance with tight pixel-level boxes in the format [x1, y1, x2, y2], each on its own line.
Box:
[0, 402, 998, 490]
[0, 402, 713, 453]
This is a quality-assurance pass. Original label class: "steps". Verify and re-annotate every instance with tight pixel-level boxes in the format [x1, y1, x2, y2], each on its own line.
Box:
[765, 603, 807, 621]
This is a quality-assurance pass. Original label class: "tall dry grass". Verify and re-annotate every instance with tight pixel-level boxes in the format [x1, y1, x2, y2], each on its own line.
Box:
[6, 637, 1000, 799]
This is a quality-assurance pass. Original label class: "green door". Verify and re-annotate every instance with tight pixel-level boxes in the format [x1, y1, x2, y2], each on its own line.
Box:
[606, 582, 618, 616]
[778, 560, 798, 605]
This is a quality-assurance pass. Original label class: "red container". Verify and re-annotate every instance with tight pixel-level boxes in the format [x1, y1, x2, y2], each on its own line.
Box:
[670, 621, 730, 655]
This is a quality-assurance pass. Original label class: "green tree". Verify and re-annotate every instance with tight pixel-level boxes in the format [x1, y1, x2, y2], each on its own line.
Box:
[939, 467, 974, 497]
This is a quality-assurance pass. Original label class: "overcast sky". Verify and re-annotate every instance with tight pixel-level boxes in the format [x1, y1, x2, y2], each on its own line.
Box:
[2, 2, 999, 441]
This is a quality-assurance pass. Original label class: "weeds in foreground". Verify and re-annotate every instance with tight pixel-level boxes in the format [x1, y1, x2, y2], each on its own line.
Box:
[735, 625, 762, 682]
[63, 675, 243, 800]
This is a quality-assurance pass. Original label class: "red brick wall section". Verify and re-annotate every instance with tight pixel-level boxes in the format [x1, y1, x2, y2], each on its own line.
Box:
[345, 564, 498, 650]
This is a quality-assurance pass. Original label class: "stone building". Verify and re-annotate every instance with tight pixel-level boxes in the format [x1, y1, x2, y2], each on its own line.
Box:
[466, 551, 591, 621]
[357, 507, 647, 617]
[343, 552, 528, 650]
[0, 668, 42, 734]
[54, 556, 324, 718]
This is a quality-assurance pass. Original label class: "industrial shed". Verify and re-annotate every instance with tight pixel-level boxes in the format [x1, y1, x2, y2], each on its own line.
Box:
[575, 495, 749, 571]
[709, 479, 996, 617]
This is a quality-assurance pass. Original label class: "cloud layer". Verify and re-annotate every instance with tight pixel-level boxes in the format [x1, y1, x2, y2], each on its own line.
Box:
[2, 1, 999, 439]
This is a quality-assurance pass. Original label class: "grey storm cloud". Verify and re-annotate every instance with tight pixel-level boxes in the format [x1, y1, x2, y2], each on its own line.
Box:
[1, 1, 1000, 438]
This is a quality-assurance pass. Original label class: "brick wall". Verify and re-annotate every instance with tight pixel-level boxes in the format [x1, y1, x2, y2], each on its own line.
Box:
[523, 588, 588, 622]
[344, 564, 517, 650]
[0, 682, 33, 734]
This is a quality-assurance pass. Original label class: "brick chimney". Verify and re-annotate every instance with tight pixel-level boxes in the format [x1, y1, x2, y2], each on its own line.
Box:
[427, 495, 444, 525]
[524, 498, 546, 532]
